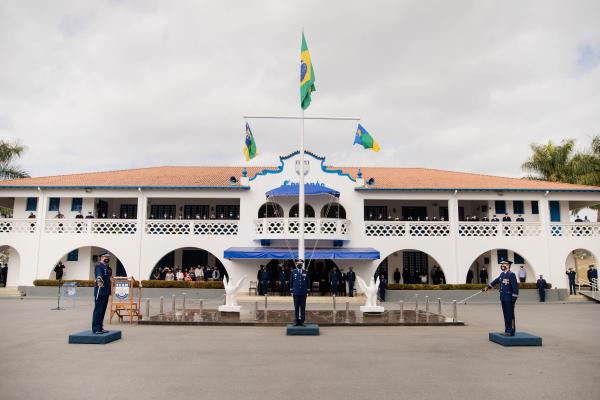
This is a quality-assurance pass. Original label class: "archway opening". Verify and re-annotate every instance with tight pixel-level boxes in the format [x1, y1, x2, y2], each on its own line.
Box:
[289, 203, 315, 218]
[565, 249, 598, 287]
[258, 203, 283, 218]
[466, 249, 534, 284]
[150, 247, 228, 281]
[381, 249, 445, 284]
[255, 258, 340, 296]
[0, 245, 19, 287]
[51, 246, 127, 280]
[321, 203, 346, 219]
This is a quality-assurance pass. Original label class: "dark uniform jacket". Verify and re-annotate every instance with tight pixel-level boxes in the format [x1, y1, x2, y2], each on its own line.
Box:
[290, 268, 310, 296]
[489, 271, 519, 301]
[94, 262, 112, 297]
[346, 271, 356, 282]
[536, 278, 547, 290]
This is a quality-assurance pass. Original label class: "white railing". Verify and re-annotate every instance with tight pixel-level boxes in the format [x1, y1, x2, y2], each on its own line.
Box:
[145, 219, 238, 235]
[365, 221, 450, 237]
[550, 223, 600, 237]
[254, 218, 350, 240]
[458, 222, 542, 237]
[44, 219, 137, 234]
[0, 219, 37, 234]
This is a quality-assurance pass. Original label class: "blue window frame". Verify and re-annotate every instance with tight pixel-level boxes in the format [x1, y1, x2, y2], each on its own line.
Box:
[67, 249, 79, 262]
[513, 201, 524, 214]
[514, 252, 525, 265]
[549, 201, 561, 222]
[497, 249, 508, 264]
[48, 198, 60, 211]
[71, 198, 82, 212]
[494, 201, 506, 215]
[25, 197, 38, 211]
[531, 201, 539, 215]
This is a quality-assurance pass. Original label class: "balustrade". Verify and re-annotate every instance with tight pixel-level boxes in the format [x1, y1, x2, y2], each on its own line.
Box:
[365, 221, 450, 237]
[550, 223, 600, 237]
[254, 218, 350, 239]
[0, 219, 37, 233]
[458, 222, 541, 237]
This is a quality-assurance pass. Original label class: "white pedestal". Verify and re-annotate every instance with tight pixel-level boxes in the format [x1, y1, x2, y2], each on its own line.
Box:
[360, 305, 385, 313]
[218, 305, 241, 313]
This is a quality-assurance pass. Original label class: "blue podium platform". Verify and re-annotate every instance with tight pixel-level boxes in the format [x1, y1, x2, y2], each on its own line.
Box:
[69, 330, 122, 344]
[286, 324, 320, 336]
[489, 332, 542, 347]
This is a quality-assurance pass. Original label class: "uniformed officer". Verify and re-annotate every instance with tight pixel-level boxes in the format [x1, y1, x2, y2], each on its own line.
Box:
[483, 260, 518, 336]
[290, 260, 310, 326]
[393, 268, 401, 284]
[378, 273, 387, 301]
[536, 275, 547, 302]
[329, 267, 340, 296]
[258, 265, 269, 296]
[565, 268, 577, 295]
[54, 261, 65, 280]
[346, 267, 356, 297]
[278, 266, 287, 296]
[92, 253, 112, 334]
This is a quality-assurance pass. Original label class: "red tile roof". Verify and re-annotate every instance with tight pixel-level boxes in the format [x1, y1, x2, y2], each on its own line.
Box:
[0, 165, 598, 192]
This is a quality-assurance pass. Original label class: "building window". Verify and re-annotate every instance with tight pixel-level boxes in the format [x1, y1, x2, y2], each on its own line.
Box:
[25, 197, 38, 211]
[120, 204, 137, 219]
[67, 249, 79, 262]
[497, 249, 508, 264]
[150, 205, 176, 219]
[531, 201, 539, 215]
[258, 203, 283, 218]
[216, 205, 240, 219]
[512, 201, 524, 215]
[364, 206, 388, 220]
[321, 203, 346, 219]
[494, 201, 506, 215]
[184, 205, 209, 219]
[514, 252, 525, 265]
[289, 204, 315, 218]
[71, 198, 82, 212]
[48, 198, 60, 211]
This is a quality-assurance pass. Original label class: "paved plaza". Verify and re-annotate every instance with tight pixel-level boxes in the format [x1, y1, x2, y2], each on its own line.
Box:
[0, 298, 599, 400]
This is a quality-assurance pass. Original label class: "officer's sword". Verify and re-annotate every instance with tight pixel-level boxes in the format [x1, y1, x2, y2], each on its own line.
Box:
[458, 290, 485, 304]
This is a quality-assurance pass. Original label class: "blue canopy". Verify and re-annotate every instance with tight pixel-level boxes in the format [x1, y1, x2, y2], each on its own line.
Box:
[224, 247, 380, 260]
[265, 182, 340, 198]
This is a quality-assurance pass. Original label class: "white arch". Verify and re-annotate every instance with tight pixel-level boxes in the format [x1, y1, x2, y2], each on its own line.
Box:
[0, 245, 20, 287]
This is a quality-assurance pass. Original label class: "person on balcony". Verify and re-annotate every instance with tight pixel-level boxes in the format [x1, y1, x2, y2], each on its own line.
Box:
[28, 212, 36, 219]
[502, 214, 512, 222]
[75, 212, 83, 219]
[566, 268, 577, 295]
[55, 211, 64, 219]
[85, 212, 94, 219]
[516, 215, 525, 222]
[347, 267, 356, 297]
[491, 215, 499, 222]
[481, 215, 489, 222]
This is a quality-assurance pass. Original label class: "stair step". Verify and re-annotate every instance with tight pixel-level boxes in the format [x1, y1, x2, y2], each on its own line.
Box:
[0, 287, 24, 297]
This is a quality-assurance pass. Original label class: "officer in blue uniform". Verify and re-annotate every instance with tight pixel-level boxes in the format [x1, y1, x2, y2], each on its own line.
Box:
[258, 265, 269, 296]
[565, 268, 577, 295]
[536, 275, 547, 302]
[92, 253, 112, 334]
[290, 260, 310, 326]
[278, 266, 287, 296]
[484, 260, 518, 336]
[347, 267, 356, 297]
[378, 273, 387, 301]
[330, 267, 340, 296]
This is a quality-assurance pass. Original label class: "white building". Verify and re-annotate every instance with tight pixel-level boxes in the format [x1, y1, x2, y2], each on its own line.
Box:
[0, 150, 598, 292]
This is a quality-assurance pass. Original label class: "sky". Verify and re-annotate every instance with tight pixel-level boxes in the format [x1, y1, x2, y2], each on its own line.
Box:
[1, 0, 599, 180]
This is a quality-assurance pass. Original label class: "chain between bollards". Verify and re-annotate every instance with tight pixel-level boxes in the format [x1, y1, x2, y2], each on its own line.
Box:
[159, 296, 164, 315]
[452, 300, 457, 322]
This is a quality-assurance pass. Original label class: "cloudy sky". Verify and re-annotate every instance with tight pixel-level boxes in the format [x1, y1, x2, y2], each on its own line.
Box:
[1, 0, 599, 179]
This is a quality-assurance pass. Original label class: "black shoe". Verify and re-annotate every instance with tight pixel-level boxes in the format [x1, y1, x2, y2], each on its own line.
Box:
[294, 323, 301, 326]
[99, 329, 109, 334]
[93, 331, 103, 335]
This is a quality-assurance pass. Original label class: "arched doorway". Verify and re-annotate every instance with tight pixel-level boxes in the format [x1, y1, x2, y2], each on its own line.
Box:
[51, 246, 127, 280]
[321, 203, 346, 219]
[258, 259, 340, 296]
[258, 203, 284, 218]
[565, 248, 598, 286]
[0, 245, 19, 287]
[466, 249, 535, 284]
[289, 203, 315, 217]
[150, 247, 228, 281]
[381, 249, 445, 284]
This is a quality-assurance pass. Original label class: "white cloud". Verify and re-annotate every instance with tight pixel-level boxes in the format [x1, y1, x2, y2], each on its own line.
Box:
[0, 0, 599, 179]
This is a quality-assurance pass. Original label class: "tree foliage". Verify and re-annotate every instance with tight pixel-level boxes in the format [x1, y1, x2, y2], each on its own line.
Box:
[0, 140, 29, 180]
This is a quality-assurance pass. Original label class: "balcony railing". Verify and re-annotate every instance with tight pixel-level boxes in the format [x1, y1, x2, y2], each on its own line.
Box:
[550, 223, 600, 237]
[44, 219, 137, 234]
[254, 218, 350, 240]
[365, 221, 450, 237]
[0, 219, 37, 234]
[458, 222, 542, 237]
[145, 219, 238, 235]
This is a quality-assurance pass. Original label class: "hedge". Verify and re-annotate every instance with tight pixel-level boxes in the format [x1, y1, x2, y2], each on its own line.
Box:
[34, 279, 96, 287]
[387, 282, 551, 290]
[140, 280, 224, 289]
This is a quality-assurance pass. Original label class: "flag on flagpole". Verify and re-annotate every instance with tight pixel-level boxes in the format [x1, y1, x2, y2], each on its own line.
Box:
[300, 32, 316, 110]
[243, 122, 258, 161]
[353, 124, 381, 152]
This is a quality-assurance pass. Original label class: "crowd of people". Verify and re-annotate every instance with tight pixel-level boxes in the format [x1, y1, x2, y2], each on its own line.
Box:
[389, 265, 447, 285]
[150, 265, 227, 281]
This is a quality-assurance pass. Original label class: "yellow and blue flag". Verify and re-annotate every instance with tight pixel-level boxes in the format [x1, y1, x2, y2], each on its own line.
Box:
[353, 124, 380, 152]
[244, 122, 258, 161]
[300, 32, 316, 110]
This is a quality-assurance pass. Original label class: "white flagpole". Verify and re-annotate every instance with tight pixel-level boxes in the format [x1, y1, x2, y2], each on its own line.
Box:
[299, 109, 305, 264]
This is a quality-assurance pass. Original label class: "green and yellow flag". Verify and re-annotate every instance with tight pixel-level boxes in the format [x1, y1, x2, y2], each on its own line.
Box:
[244, 122, 258, 161]
[300, 32, 316, 110]
[353, 124, 381, 152]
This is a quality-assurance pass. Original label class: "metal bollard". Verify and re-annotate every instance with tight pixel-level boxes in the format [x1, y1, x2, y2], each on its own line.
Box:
[345, 301, 350, 323]
[415, 294, 419, 313]
[333, 295, 337, 311]
[452, 300, 457, 322]
[425, 296, 430, 322]
[264, 295, 268, 322]
[264, 293, 268, 309]
[254, 301, 258, 321]
[199, 299, 204, 320]
[171, 294, 176, 313]
[159, 296, 164, 315]
[399, 300, 404, 322]
[145, 298, 150, 318]
[182, 292, 187, 314]
[437, 298, 442, 315]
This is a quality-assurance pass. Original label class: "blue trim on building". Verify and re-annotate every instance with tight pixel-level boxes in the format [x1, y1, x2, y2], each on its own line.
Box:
[249, 150, 356, 182]
[0, 185, 250, 190]
[355, 187, 600, 193]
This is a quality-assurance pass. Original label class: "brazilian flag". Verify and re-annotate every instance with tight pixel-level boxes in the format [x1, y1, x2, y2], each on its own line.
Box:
[244, 122, 258, 161]
[300, 32, 316, 110]
[353, 124, 381, 152]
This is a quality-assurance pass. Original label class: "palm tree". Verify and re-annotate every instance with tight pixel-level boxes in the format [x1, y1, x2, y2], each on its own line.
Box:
[0, 141, 29, 180]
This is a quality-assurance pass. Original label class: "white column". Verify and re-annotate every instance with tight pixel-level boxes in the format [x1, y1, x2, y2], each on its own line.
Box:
[538, 198, 554, 286]
[448, 196, 460, 284]
[136, 190, 148, 280]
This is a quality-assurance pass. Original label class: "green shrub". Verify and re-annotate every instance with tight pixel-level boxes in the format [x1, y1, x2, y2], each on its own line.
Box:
[141, 280, 224, 289]
[33, 279, 96, 287]
[387, 282, 551, 290]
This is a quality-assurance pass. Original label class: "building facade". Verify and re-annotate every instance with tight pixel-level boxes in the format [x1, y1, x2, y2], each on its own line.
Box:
[0, 150, 599, 292]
